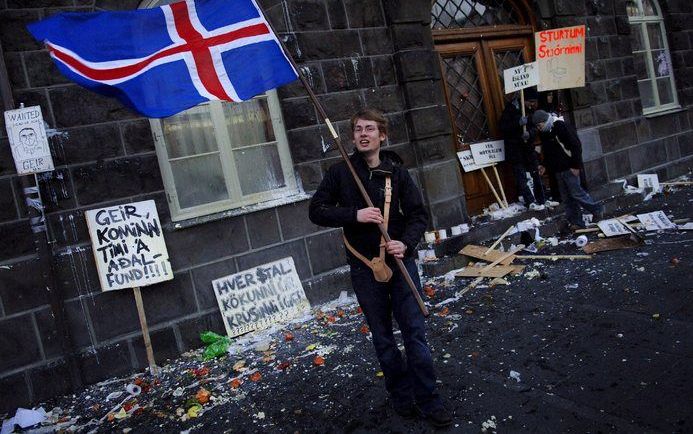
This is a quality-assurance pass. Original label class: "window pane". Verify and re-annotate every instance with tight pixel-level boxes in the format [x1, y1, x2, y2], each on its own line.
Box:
[233, 144, 285, 195]
[170, 154, 229, 208]
[656, 77, 674, 105]
[647, 23, 664, 49]
[162, 107, 217, 159]
[633, 52, 649, 80]
[638, 80, 655, 108]
[625, 0, 641, 17]
[629, 24, 645, 51]
[223, 98, 275, 149]
[652, 50, 671, 77]
[642, 0, 656, 16]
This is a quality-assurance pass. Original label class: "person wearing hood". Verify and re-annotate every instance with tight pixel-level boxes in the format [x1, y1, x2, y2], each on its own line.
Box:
[309, 108, 451, 427]
[532, 110, 604, 229]
[499, 87, 557, 211]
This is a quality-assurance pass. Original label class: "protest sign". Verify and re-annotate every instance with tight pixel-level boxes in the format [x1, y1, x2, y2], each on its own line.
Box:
[503, 62, 538, 94]
[85, 200, 173, 291]
[637, 174, 660, 192]
[213, 257, 310, 338]
[597, 219, 631, 237]
[4, 105, 54, 175]
[637, 211, 676, 231]
[457, 149, 492, 173]
[470, 140, 505, 166]
[535, 25, 586, 91]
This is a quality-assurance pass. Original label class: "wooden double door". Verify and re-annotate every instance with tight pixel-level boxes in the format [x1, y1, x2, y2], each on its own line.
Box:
[435, 27, 535, 214]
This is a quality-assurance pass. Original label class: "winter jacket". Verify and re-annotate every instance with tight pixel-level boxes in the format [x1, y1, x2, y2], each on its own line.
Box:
[539, 119, 583, 173]
[498, 101, 538, 166]
[308, 150, 428, 266]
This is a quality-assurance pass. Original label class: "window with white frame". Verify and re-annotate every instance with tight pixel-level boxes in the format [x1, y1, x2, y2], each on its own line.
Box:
[626, 0, 680, 115]
[150, 91, 301, 222]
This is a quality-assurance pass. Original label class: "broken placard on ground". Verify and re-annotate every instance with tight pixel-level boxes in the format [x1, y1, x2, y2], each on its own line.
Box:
[583, 235, 643, 254]
[597, 219, 631, 237]
[213, 257, 311, 338]
[637, 211, 677, 231]
[637, 174, 660, 192]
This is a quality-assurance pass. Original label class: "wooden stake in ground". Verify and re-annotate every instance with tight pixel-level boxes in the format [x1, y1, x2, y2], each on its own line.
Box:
[457, 245, 524, 297]
[484, 225, 515, 255]
[133, 286, 158, 376]
[492, 165, 509, 208]
[480, 167, 507, 209]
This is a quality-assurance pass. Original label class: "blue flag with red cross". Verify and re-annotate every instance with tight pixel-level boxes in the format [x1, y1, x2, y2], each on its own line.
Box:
[28, 0, 298, 118]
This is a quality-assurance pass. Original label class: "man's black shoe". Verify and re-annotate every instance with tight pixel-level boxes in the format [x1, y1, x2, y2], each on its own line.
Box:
[418, 406, 453, 428]
[393, 402, 418, 419]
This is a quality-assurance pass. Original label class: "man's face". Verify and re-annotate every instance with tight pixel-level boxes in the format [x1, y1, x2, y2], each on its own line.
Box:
[19, 128, 37, 147]
[525, 98, 538, 111]
[353, 119, 385, 154]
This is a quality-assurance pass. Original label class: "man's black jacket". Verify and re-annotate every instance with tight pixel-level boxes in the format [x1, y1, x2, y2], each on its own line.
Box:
[539, 119, 583, 173]
[498, 101, 538, 166]
[308, 150, 428, 266]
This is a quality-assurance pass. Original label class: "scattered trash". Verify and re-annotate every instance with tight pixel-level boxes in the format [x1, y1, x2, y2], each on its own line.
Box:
[1, 408, 47, 434]
[481, 415, 497, 432]
[509, 370, 521, 382]
[200, 331, 231, 360]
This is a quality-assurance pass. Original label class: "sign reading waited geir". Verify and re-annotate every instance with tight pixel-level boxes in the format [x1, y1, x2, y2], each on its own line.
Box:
[4, 105, 54, 175]
[85, 200, 173, 291]
[213, 257, 310, 338]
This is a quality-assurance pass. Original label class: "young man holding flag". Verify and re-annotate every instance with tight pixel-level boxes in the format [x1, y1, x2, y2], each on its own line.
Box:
[309, 109, 452, 427]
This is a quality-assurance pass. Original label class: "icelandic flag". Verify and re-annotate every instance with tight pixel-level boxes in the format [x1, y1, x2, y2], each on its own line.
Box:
[27, 0, 298, 118]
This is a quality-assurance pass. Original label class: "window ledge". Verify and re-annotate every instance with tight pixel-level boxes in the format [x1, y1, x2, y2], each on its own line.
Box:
[643, 106, 685, 119]
[166, 192, 312, 231]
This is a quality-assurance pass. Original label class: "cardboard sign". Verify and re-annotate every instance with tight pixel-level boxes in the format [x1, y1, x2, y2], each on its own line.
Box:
[470, 140, 505, 166]
[213, 257, 310, 338]
[637, 174, 660, 192]
[457, 150, 492, 173]
[637, 211, 676, 231]
[85, 200, 173, 291]
[535, 25, 586, 91]
[597, 219, 631, 237]
[4, 106, 54, 175]
[503, 62, 538, 94]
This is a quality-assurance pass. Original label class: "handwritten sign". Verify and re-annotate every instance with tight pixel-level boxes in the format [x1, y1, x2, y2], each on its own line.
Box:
[213, 257, 310, 338]
[85, 200, 173, 291]
[503, 62, 538, 94]
[637, 174, 660, 192]
[457, 150, 492, 173]
[470, 140, 505, 166]
[597, 219, 631, 237]
[4, 106, 54, 175]
[535, 25, 586, 91]
[637, 211, 676, 231]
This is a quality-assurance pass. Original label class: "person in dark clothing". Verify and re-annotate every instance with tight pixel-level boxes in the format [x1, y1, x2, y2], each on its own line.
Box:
[499, 89, 556, 210]
[532, 110, 604, 229]
[308, 109, 451, 427]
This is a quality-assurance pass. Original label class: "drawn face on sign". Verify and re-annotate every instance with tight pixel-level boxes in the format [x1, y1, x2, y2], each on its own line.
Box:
[18, 127, 41, 155]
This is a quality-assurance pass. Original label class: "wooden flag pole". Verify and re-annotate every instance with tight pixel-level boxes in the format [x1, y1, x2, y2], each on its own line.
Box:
[491, 165, 508, 208]
[269, 24, 429, 316]
[132, 286, 158, 376]
[520, 88, 527, 134]
[480, 167, 507, 209]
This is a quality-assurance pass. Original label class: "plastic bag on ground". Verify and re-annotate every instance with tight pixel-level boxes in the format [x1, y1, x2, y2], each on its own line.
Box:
[200, 331, 230, 360]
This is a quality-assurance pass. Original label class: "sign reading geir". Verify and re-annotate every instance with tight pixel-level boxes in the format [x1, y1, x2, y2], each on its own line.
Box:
[85, 200, 173, 291]
[213, 257, 310, 338]
[470, 140, 505, 166]
[4, 106, 54, 175]
[503, 62, 538, 94]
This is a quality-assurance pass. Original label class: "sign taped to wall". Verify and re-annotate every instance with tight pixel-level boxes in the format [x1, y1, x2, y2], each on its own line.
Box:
[470, 140, 505, 166]
[535, 25, 586, 91]
[213, 257, 310, 338]
[85, 200, 173, 291]
[4, 105, 54, 175]
[503, 62, 538, 94]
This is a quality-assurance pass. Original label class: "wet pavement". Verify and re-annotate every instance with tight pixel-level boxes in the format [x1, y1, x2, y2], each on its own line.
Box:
[4, 187, 692, 433]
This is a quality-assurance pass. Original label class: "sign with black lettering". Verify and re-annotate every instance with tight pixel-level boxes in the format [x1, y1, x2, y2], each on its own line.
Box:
[4, 105, 54, 175]
[212, 257, 310, 338]
[535, 25, 586, 91]
[470, 140, 505, 166]
[597, 219, 630, 237]
[503, 62, 538, 94]
[457, 149, 492, 173]
[636, 211, 676, 231]
[85, 200, 172, 291]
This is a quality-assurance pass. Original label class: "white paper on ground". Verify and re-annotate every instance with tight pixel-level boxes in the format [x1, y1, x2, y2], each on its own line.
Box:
[1, 407, 47, 434]
[637, 211, 677, 231]
[678, 222, 693, 230]
[597, 219, 631, 237]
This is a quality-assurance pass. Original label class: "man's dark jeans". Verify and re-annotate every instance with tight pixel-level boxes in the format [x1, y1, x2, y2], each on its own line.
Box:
[556, 170, 603, 226]
[512, 164, 546, 207]
[350, 257, 442, 413]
